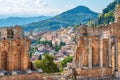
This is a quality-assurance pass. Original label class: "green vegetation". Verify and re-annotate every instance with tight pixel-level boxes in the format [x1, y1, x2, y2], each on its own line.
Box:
[34, 54, 59, 73]
[37, 37, 53, 46]
[39, 40, 52, 46]
[72, 25, 79, 29]
[54, 45, 61, 52]
[38, 55, 42, 60]
[34, 60, 43, 68]
[37, 37, 66, 52]
[29, 46, 38, 58]
[98, 0, 120, 24]
[54, 42, 66, 52]
[60, 42, 66, 46]
[61, 56, 73, 67]
[87, 19, 97, 27]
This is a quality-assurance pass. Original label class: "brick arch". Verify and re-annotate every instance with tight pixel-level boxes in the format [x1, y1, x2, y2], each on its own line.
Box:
[1, 51, 8, 70]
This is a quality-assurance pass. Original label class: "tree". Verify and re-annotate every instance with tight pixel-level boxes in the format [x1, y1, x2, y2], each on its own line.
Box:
[38, 55, 42, 60]
[34, 54, 59, 73]
[29, 46, 38, 58]
[60, 42, 66, 47]
[34, 60, 43, 68]
[37, 37, 42, 44]
[54, 44, 61, 52]
[29, 52, 32, 58]
[53, 42, 66, 52]
[87, 19, 94, 26]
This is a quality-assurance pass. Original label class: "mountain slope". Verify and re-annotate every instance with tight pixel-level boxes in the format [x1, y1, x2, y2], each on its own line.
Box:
[24, 6, 98, 32]
[0, 16, 51, 27]
[98, 0, 120, 24]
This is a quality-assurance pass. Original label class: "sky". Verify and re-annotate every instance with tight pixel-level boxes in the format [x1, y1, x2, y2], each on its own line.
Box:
[0, 0, 114, 19]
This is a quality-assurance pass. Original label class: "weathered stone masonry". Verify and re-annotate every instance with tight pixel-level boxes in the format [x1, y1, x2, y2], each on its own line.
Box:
[73, 4, 120, 78]
[0, 26, 31, 72]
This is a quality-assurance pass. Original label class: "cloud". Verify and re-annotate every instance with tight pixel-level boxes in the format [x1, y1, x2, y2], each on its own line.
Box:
[0, 0, 51, 18]
[0, 0, 48, 8]
[35, 0, 48, 8]
[0, 0, 77, 18]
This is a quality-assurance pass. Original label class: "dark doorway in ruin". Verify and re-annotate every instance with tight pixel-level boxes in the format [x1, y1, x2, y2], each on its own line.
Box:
[1, 51, 8, 70]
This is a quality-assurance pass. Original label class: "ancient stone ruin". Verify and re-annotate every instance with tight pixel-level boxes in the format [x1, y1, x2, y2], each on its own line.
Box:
[73, 4, 120, 79]
[0, 26, 31, 72]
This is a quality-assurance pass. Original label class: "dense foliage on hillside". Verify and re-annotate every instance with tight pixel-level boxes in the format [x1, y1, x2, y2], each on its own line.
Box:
[98, 0, 120, 24]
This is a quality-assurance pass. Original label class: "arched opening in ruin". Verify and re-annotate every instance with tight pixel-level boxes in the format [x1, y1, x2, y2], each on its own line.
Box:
[92, 39, 100, 67]
[1, 51, 8, 70]
[14, 51, 21, 70]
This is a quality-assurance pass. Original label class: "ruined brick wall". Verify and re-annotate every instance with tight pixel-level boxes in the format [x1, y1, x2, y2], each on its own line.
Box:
[0, 73, 43, 80]
[75, 36, 109, 68]
[75, 36, 88, 67]
[0, 28, 8, 39]
[0, 40, 10, 70]
[11, 38, 31, 71]
[0, 38, 31, 72]
[0, 25, 23, 39]
[76, 68, 112, 78]
[74, 22, 120, 68]
[0, 26, 31, 72]
[13, 26, 23, 39]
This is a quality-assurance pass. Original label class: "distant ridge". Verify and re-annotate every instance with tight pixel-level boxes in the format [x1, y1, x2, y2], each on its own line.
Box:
[24, 6, 98, 32]
[0, 16, 51, 27]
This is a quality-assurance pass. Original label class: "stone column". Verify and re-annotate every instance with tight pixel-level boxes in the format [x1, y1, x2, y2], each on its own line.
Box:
[78, 41, 81, 68]
[100, 37, 103, 67]
[114, 38, 119, 78]
[108, 38, 112, 67]
[88, 39, 92, 69]
[8, 40, 12, 71]
[73, 46, 78, 68]
[73, 36, 81, 68]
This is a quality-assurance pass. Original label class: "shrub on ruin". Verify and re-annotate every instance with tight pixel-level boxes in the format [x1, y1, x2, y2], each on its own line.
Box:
[61, 56, 73, 67]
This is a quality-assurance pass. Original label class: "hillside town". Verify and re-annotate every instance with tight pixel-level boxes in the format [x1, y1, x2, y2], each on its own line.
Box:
[30, 27, 76, 63]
